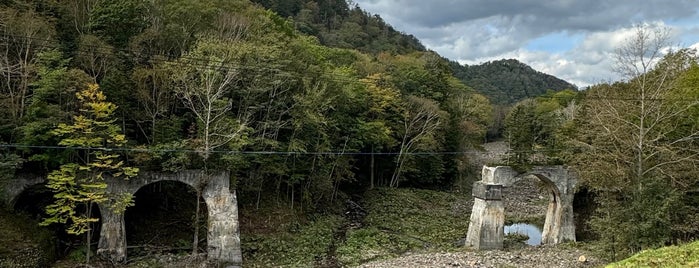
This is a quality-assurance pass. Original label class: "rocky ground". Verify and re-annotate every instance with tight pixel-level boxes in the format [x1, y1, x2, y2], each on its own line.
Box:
[503, 176, 549, 223]
[358, 142, 604, 268]
[359, 245, 602, 268]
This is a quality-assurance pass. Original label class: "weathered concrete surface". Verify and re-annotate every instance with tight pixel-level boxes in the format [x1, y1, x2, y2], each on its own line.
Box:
[466, 166, 577, 250]
[97, 206, 127, 263]
[2, 174, 44, 207]
[98, 170, 242, 265]
[465, 183, 504, 249]
[3, 170, 242, 266]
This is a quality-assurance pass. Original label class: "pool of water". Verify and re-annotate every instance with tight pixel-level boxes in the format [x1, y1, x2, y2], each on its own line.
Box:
[504, 223, 542, 246]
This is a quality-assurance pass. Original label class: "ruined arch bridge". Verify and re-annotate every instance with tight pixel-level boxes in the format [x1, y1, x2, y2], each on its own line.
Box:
[3, 166, 576, 265]
[2, 170, 241, 266]
[466, 165, 578, 249]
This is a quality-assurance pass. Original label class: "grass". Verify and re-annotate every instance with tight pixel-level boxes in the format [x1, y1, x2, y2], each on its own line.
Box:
[336, 187, 472, 266]
[0, 206, 57, 268]
[239, 202, 346, 268]
[606, 240, 699, 268]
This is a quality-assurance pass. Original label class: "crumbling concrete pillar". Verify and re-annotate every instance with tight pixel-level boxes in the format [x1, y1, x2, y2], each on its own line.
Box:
[203, 174, 242, 266]
[465, 180, 504, 249]
[97, 205, 127, 263]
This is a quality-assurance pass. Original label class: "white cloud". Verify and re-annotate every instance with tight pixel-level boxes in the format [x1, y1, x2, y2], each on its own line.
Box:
[354, 0, 699, 86]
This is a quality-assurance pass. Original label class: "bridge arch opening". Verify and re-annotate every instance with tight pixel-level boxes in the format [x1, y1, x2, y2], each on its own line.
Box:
[12, 183, 102, 259]
[503, 172, 561, 245]
[502, 174, 555, 246]
[124, 180, 208, 257]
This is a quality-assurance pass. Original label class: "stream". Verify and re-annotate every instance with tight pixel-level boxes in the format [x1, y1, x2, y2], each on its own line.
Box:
[504, 223, 542, 246]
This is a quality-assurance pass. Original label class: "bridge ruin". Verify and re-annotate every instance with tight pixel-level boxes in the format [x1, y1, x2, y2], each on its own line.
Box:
[466, 165, 577, 249]
[2, 170, 241, 266]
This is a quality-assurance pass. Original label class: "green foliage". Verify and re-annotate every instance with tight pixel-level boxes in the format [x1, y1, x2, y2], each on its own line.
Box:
[89, 0, 150, 47]
[252, 0, 425, 54]
[451, 59, 577, 105]
[338, 227, 423, 266]
[607, 240, 699, 268]
[42, 83, 138, 263]
[242, 214, 344, 267]
[335, 188, 472, 265]
[504, 89, 579, 165]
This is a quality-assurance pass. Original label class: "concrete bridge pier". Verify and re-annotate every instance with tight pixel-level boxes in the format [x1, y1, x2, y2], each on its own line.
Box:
[97, 205, 127, 263]
[465, 181, 505, 249]
[203, 174, 241, 265]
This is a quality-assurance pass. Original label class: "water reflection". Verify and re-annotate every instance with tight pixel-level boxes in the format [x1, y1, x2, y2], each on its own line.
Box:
[504, 223, 542, 246]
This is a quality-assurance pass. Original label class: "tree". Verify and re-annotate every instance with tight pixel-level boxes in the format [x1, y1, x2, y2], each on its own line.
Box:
[0, 7, 54, 132]
[20, 50, 92, 168]
[169, 38, 249, 254]
[42, 83, 138, 264]
[574, 25, 699, 258]
[359, 73, 399, 189]
[88, 0, 149, 48]
[390, 95, 444, 188]
[444, 91, 492, 185]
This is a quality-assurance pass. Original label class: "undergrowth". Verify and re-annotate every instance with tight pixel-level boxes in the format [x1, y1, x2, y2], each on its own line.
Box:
[606, 240, 699, 268]
[336, 187, 472, 266]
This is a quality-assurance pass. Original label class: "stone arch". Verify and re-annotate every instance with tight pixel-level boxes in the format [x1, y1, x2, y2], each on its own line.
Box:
[1, 171, 241, 266]
[124, 180, 209, 255]
[2, 174, 46, 208]
[465, 166, 577, 249]
[97, 170, 241, 266]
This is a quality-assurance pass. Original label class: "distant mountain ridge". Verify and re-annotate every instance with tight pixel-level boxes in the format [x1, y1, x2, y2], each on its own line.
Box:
[254, 0, 576, 105]
[251, 0, 426, 54]
[450, 59, 578, 105]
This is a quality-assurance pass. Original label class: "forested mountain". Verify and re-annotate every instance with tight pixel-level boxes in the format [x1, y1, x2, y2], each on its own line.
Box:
[0, 0, 491, 213]
[251, 0, 426, 54]
[451, 59, 578, 105]
[2, 0, 697, 266]
[255, 0, 576, 106]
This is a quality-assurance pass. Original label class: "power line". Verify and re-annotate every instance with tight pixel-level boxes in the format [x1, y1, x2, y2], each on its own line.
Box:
[0, 143, 474, 156]
[3, 142, 690, 157]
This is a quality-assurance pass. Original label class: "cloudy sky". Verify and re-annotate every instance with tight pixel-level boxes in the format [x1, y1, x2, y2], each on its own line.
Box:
[354, 0, 699, 87]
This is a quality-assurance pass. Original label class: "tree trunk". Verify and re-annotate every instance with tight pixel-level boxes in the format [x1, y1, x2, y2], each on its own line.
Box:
[85, 203, 92, 264]
[192, 190, 201, 255]
[370, 146, 375, 190]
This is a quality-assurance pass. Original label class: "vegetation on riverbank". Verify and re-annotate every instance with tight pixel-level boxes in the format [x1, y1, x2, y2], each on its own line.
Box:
[607, 240, 699, 268]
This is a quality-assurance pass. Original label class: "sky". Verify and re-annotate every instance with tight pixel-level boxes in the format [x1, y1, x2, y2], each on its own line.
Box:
[353, 0, 699, 87]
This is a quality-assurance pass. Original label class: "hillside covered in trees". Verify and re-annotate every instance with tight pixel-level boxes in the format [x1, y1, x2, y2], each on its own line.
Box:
[451, 59, 578, 105]
[0, 1, 492, 264]
[1, 0, 698, 267]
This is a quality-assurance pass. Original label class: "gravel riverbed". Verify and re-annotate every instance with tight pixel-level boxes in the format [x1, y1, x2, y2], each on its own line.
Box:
[359, 245, 602, 268]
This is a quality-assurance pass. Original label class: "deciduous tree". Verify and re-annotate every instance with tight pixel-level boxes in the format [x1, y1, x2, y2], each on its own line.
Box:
[42, 83, 138, 264]
[574, 25, 699, 258]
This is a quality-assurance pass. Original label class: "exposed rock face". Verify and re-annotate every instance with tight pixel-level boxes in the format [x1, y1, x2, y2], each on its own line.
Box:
[466, 166, 577, 250]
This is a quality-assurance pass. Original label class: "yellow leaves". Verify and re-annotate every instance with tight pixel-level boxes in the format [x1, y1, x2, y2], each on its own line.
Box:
[361, 73, 401, 115]
[43, 81, 139, 236]
[76, 83, 107, 103]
